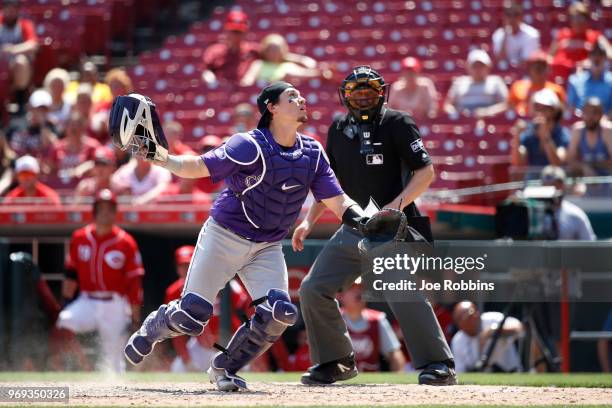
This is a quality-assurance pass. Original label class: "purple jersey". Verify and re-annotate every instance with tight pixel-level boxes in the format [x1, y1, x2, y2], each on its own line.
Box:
[202, 129, 343, 242]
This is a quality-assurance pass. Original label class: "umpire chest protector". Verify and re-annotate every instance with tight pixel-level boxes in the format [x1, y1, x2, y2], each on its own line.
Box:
[225, 129, 321, 232]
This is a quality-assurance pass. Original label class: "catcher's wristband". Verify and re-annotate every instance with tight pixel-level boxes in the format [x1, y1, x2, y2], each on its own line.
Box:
[163, 155, 184, 175]
[342, 205, 368, 232]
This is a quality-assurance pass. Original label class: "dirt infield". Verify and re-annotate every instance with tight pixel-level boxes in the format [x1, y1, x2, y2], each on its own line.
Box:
[2, 381, 611, 406]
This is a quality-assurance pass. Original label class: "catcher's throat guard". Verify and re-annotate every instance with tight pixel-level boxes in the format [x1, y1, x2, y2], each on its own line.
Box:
[109, 94, 169, 162]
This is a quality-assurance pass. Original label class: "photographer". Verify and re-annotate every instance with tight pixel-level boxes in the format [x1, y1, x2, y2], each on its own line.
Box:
[540, 165, 595, 241]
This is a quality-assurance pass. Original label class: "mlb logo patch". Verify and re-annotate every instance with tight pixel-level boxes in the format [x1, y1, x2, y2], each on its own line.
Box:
[366, 154, 384, 165]
[411, 139, 424, 153]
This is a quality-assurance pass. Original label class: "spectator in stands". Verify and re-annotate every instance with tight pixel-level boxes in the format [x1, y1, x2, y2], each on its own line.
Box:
[451, 301, 523, 373]
[195, 135, 225, 194]
[240, 33, 320, 86]
[86, 68, 132, 138]
[164, 120, 196, 155]
[388, 57, 438, 120]
[540, 165, 596, 240]
[73, 83, 105, 142]
[6, 89, 57, 160]
[104, 68, 133, 101]
[74, 146, 118, 202]
[231, 103, 258, 134]
[443, 50, 508, 118]
[48, 112, 100, 182]
[4, 155, 60, 205]
[598, 309, 612, 372]
[339, 283, 405, 372]
[508, 51, 567, 117]
[156, 177, 211, 205]
[200, 135, 222, 154]
[111, 157, 171, 205]
[567, 98, 612, 178]
[65, 60, 112, 105]
[548, 2, 611, 80]
[43, 68, 72, 135]
[492, 1, 540, 65]
[0, 129, 15, 195]
[201, 10, 260, 85]
[0, 0, 38, 113]
[91, 68, 134, 139]
[512, 88, 570, 169]
[567, 39, 611, 116]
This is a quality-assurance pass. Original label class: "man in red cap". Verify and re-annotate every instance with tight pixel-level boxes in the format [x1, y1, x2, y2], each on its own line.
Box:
[201, 10, 260, 85]
[388, 57, 438, 120]
[508, 51, 566, 116]
[56, 189, 144, 372]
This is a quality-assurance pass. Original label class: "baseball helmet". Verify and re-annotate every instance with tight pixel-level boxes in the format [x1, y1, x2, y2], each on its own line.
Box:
[338, 66, 388, 124]
[109, 93, 169, 161]
[93, 188, 117, 214]
[175, 245, 195, 265]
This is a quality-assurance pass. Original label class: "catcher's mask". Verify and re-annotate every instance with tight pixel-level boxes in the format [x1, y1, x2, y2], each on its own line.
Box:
[338, 65, 388, 124]
[109, 93, 169, 161]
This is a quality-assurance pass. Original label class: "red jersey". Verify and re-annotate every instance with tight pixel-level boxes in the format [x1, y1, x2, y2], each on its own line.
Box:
[202, 41, 260, 82]
[171, 141, 196, 156]
[0, 16, 38, 45]
[50, 136, 101, 173]
[346, 309, 382, 372]
[553, 28, 601, 67]
[66, 224, 144, 305]
[4, 181, 61, 205]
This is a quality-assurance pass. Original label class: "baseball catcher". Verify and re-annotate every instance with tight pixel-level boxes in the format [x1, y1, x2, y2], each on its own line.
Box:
[108, 87, 400, 391]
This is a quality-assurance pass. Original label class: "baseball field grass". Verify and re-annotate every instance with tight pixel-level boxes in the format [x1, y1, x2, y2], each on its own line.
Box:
[1, 372, 611, 407]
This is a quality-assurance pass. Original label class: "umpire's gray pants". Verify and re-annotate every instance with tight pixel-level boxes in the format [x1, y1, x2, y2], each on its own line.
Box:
[299, 225, 453, 368]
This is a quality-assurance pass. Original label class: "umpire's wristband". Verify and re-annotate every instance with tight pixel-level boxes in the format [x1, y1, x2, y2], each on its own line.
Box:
[342, 205, 367, 231]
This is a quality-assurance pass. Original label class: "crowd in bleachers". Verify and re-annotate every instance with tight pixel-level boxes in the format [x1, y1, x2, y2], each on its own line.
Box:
[1, 0, 611, 373]
[1, 0, 610, 206]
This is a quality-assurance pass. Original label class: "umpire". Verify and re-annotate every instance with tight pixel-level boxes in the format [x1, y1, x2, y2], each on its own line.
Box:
[293, 66, 456, 385]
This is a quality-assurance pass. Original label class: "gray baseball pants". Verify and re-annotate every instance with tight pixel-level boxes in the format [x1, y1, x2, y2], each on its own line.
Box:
[299, 225, 453, 368]
[183, 217, 288, 303]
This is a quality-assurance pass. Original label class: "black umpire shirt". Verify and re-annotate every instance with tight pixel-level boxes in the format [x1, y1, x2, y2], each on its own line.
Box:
[326, 107, 432, 216]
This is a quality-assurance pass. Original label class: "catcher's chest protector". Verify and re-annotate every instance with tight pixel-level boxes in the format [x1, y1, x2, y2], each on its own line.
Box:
[240, 129, 319, 232]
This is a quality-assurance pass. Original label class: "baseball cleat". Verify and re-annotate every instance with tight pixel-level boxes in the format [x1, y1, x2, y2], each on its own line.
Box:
[300, 353, 358, 385]
[207, 365, 248, 392]
[418, 361, 457, 386]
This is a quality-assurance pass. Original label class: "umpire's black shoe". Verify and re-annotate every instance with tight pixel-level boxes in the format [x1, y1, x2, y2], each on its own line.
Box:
[300, 353, 358, 385]
[418, 361, 457, 386]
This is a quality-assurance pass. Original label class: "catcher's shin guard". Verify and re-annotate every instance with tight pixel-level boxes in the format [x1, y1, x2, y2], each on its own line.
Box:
[125, 292, 213, 365]
[209, 289, 297, 390]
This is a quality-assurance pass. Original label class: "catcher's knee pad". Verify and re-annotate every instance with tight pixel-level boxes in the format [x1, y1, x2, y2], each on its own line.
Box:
[212, 289, 297, 374]
[167, 292, 214, 336]
[125, 292, 213, 365]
